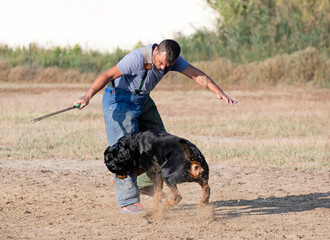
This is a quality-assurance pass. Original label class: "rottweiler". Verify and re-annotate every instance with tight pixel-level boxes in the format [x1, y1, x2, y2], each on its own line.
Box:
[104, 130, 210, 210]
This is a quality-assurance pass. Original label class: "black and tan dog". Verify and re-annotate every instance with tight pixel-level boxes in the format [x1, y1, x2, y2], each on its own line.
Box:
[104, 131, 210, 210]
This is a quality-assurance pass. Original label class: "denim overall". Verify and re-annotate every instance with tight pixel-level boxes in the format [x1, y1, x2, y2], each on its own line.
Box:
[102, 86, 165, 207]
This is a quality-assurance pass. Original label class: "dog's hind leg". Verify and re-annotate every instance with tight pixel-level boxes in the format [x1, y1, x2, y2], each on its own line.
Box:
[165, 183, 182, 207]
[199, 183, 210, 206]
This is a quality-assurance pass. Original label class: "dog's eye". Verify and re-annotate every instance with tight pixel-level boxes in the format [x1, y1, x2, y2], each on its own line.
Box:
[194, 166, 199, 171]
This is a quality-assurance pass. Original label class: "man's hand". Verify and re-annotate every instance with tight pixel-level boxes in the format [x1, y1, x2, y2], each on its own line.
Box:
[74, 95, 90, 109]
[216, 92, 238, 105]
[73, 65, 122, 110]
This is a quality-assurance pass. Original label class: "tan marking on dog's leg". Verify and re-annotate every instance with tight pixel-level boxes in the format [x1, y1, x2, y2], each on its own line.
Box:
[151, 179, 163, 210]
[165, 183, 182, 207]
[200, 184, 210, 206]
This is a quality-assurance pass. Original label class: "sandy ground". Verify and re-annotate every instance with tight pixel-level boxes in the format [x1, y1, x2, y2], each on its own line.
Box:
[1, 84, 329, 239]
[1, 158, 329, 240]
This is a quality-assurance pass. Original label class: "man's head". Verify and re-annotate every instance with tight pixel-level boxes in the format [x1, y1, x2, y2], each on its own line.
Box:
[152, 39, 181, 70]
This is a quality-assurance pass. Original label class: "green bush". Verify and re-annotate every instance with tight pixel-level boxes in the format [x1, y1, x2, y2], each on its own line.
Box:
[0, 44, 129, 73]
[177, 0, 329, 63]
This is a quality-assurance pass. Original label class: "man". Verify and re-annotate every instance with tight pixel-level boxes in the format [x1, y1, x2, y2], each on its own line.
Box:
[74, 39, 237, 214]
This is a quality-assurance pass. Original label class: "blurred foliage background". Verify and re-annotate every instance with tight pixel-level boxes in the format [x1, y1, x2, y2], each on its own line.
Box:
[181, 0, 329, 63]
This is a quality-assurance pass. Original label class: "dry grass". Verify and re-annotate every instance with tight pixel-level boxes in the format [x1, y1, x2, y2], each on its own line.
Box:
[1, 64, 98, 83]
[154, 88, 329, 170]
[0, 83, 329, 171]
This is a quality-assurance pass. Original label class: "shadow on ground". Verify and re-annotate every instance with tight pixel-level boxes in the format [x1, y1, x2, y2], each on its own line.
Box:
[173, 192, 330, 220]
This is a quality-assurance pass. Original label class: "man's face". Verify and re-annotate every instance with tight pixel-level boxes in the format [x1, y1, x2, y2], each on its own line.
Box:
[152, 47, 174, 70]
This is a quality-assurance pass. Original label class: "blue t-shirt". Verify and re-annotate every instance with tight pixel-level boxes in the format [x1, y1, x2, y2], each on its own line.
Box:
[115, 44, 189, 95]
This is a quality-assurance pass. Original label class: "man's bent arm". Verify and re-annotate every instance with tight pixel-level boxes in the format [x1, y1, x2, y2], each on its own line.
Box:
[181, 64, 237, 105]
[74, 65, 122, 109]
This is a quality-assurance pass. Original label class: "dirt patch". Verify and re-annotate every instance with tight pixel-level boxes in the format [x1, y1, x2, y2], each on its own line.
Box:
[1, 159, 329, 239]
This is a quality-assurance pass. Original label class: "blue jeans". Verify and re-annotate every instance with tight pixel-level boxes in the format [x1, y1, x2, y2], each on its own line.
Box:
[102, 86, 165, 207]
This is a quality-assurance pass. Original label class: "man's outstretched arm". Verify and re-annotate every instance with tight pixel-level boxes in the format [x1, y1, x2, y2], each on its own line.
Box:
[181, 64, 237, 105]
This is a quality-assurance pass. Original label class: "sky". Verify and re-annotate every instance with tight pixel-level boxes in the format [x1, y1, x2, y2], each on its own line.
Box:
[0, 0, 218, 52]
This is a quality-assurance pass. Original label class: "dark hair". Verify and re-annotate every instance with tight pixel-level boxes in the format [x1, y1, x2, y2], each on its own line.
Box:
[158, 39, 181, 64]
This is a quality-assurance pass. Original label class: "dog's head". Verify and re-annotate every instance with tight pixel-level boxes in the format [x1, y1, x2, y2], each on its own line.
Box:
[104, 145, 120, 173]
[104, 132, 156, 176]
[104, 140, 137, 176]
